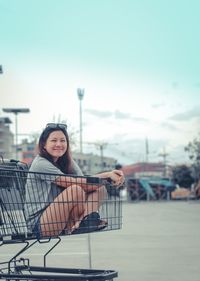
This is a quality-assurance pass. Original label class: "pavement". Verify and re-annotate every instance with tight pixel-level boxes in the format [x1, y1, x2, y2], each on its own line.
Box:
[1, 200, 200, 281]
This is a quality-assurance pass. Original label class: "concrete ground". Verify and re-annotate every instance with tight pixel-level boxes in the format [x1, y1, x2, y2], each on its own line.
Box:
[1, 200, 200, 281]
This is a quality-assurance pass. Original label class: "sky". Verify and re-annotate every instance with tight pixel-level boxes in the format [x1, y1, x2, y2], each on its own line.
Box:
[0, 0, 200, 166]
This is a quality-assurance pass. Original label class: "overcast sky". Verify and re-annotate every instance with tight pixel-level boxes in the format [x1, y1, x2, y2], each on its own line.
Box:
[0, 0, 200, 165]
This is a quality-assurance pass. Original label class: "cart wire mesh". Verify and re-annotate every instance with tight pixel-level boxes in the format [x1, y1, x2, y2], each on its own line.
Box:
[0, 165, 122, 242]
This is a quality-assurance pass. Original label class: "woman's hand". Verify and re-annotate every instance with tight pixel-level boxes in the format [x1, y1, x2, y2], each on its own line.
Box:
[107, 170, 125, 187]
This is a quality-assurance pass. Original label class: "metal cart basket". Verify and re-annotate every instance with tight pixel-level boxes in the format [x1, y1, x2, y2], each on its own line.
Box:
[0, 160, 122, 280]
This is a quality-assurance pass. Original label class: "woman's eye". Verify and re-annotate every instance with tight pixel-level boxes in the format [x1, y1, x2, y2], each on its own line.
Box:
[50, 139, 66, 143]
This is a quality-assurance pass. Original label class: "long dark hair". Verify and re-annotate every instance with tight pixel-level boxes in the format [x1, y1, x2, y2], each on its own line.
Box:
[38, 126, 73, 174]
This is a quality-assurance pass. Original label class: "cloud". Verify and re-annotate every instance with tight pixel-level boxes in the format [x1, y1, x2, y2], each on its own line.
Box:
[151, 102, 166, 109]
[84, 109, 112, 118]
[160, 122, 178, 131]
[114, 110, 131, 119]
[85, 108, 149, 122]
[169, 106, 200, 121]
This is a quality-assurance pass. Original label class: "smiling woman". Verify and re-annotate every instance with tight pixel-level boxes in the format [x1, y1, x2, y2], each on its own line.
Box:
[23, 123, 124, 237]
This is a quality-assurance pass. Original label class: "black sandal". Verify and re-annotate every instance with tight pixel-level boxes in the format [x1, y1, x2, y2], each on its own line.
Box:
[72, 212, 107, 234]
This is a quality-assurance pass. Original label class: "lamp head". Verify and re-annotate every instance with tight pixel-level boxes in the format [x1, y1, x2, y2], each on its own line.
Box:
[3, 108, 30, 114]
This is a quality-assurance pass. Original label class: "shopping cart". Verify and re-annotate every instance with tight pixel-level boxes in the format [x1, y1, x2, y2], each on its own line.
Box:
[0, 160, 122, 280]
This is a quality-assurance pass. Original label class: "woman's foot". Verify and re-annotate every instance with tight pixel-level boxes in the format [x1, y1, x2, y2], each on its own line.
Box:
[71, 212, 108, 234]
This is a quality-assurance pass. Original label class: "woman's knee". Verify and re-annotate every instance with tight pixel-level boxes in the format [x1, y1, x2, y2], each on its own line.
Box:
[65, 185, 86, 201]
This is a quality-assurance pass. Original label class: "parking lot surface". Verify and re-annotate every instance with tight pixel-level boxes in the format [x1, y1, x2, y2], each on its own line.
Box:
[1, 201, 200, 281]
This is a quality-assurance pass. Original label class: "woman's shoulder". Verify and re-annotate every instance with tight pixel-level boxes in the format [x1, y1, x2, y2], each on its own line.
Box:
[29, 155, 63, 174]
[29, 155, 56, 173]
[71, 159, 83, 176]
[30, 155, 48, 166]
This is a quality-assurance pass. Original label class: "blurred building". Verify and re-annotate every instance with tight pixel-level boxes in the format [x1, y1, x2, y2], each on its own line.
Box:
[0, 117, 15, 159]
[17, 139, 37, 164]
[121, 162, 172, 179]
[73, 151, 117, 175]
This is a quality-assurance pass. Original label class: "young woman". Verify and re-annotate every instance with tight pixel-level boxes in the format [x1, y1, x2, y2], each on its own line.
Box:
[24, 123, 124, 237]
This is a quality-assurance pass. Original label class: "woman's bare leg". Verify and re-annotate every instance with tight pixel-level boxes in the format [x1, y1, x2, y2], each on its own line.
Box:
[40, 185, 85, 236]
[83, 185, 107, 217]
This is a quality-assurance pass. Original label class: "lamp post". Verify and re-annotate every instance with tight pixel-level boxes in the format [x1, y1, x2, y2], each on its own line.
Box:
[77, 88, 84, 154]
[2, 108, 30, 159]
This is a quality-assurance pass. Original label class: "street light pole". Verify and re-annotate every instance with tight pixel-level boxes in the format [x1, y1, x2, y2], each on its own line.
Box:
[77, 88, 84, 154]
[2, 108, 30, 159]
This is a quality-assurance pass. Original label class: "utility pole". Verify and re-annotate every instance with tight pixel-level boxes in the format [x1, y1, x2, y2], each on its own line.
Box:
[99, 143, 107, 170]
[159, 147, 169, 177]
[145, 137, 149, 162]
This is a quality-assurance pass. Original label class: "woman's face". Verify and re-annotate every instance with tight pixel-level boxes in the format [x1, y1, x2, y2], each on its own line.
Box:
[44, 130, 68, 162]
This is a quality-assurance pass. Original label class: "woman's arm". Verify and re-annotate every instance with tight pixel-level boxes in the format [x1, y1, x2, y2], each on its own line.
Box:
[54, 175, 86, 188]
[54, 169, 124, 191]
[54, 175, 100, 192]
[94, 170, 125, 187]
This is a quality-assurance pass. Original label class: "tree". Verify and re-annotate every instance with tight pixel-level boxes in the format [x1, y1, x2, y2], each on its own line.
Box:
[185, 134, 200, 181]
[171, 165, 194, 188]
